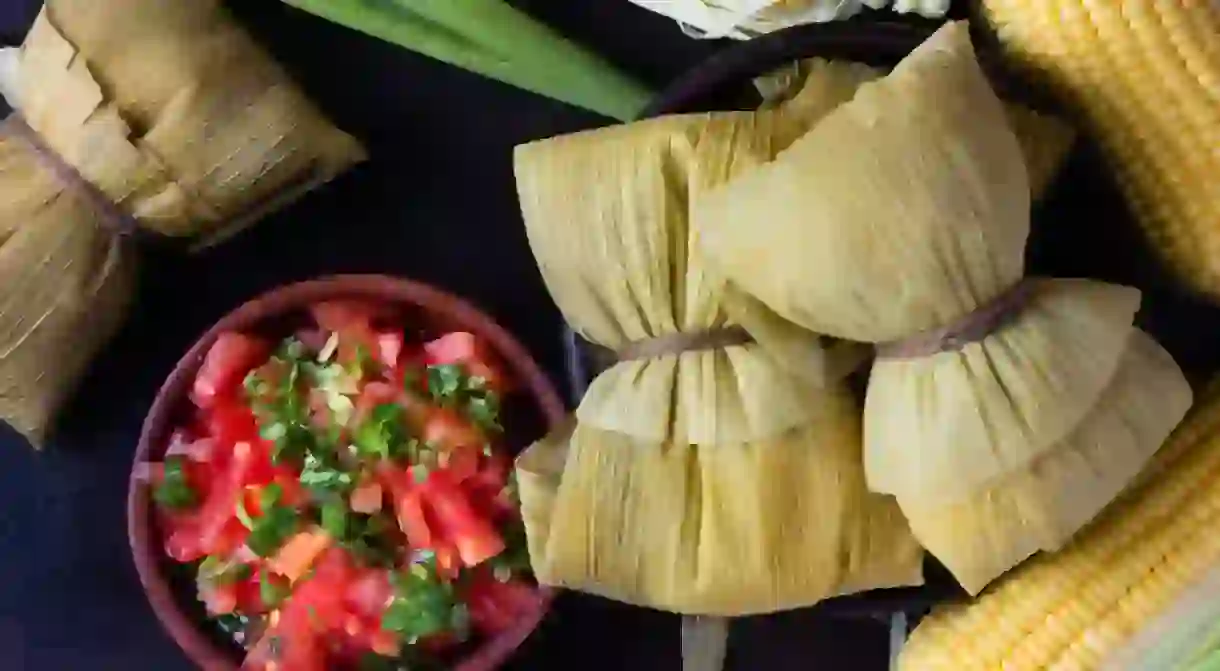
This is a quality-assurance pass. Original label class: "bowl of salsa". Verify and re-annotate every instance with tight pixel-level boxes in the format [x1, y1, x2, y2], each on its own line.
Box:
[128, 275, 567, 671]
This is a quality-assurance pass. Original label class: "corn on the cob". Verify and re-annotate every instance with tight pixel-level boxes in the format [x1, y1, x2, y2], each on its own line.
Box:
[898, 389, 1220, 670]
[981, 0, 1220, 300]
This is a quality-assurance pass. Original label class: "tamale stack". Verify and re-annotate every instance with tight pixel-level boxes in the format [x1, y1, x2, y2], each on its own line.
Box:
[512, 53, 1078, 615]
[513, 71, 924, 616]
[0, 0, 363, 445]
[695, 22, 1192, 595]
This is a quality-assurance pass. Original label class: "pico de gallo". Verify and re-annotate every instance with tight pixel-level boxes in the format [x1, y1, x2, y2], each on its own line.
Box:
[142, 301, 542, 670]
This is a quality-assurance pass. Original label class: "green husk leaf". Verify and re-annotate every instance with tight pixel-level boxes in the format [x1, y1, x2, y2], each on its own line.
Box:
[282, 0, 652, 120]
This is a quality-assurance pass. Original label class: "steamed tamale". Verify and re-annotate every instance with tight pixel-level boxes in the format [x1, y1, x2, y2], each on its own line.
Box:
[695, 22, 1191, 594]
[513, 89, 923, 616]
[0, 0, 363, 444]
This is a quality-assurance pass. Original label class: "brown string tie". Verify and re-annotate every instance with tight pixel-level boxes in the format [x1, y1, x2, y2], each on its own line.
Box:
[876, 280, 1036, 359]
[616, 325, 754, 361]
[2, 114, 137, 236]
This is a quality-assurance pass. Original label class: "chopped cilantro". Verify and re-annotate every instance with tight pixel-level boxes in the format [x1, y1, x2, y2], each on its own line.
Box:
[320, 499, 349, 539]
[381, 555, 459, 644]
[353, 403, 410, 461]
[154, 457, 197, 509]
[302, 453, 351, 493]
[424, 364, 503, 434]
[300, 452, 354, 498]
[246, 485, 300, 557]
[259, 569, 292, 609]
[426, 364, 465, 401]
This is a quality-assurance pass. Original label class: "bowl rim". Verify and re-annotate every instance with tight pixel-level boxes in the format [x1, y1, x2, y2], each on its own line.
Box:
[127, 274, 568, 671]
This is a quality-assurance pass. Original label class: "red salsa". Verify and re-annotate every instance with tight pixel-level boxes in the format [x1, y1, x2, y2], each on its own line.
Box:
[144, 301, 539, 670]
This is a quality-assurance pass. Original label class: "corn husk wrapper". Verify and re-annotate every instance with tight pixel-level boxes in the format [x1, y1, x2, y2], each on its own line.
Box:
[628, 0, 950, 40]
[513, 70, 924, 615]
[695, 22, 1191, 593]
[0, 0, 363, 445]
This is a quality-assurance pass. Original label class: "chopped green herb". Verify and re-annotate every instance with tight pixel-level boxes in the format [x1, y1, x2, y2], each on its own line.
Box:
[300, 452, 354, 498]
[382, 555, 459, 644]
[214, 612, 252, 644]
[424, 364, 503, 434]
[246, 488, 300, 558]
[154, 457, 197, 509]
[353, 403, 411, 461]
[412, 465, 431, 485]
[259, 569, 292, 609]
[348, 342, 375, 377]
[466, 393, 502, 433]
[321, 499, 349, 539]
[426, 364, 465, 401]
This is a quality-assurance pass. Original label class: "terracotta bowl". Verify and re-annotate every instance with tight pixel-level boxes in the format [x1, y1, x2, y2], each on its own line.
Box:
[128, 275, 567, 671]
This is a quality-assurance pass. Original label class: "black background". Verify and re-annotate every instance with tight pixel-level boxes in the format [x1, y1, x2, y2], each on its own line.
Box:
[0, 0, 903, 668]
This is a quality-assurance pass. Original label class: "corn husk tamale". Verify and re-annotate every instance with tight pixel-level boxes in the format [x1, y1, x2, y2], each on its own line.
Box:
[513, 79, 922, 616]
[0, 0, 363, 445]
[512, 55, 1077, 614]
[695, 22, 1191, 594]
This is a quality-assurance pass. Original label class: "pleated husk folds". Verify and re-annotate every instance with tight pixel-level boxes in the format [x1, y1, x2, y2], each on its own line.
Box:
[513, 71, 925, 616]
[0, 0, 363, 445]
[513, 54, 1079, 614]
[695, 22, 1191, 594]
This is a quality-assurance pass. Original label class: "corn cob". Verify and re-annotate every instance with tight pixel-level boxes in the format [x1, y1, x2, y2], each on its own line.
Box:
[898, 389, 1220, 670]
[980, 0, 1220, 300]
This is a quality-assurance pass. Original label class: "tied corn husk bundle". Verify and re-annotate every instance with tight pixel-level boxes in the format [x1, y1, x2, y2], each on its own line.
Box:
[513, 70, 923, 617]
[512, 54, 1077, 615]
[627, 0, 950, 40]
[0, 0, 363, 446]
[695, 22, 1192, 594]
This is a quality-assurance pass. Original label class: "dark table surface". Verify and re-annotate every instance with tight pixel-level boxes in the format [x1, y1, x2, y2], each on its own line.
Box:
[0, 0, 900, 669]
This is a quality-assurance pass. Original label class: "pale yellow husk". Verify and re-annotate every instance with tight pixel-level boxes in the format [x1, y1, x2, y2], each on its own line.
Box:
[982, 0, 1220, 302]
[694, 22, 1189, 592]
[899, 388, 1220, 670]
[513, 69, 924, 615]
[0, 0, 363, 445]
[897, 329, 1190, 595]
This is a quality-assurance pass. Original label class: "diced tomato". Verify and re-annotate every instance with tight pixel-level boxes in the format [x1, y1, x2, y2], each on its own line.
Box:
[204, 400, 260, 447]
[423, 332, 512, 393]
[233, 572, 274, 614]
[196, 441, 262, 555]
[165, 521, 206, 563]
[422, 406, 485, 451]
[269, 529, 332, 583]
[440, 444, 481, 482]
[432, 542, 462, 581]
[344, 568, 394, 620]
[310, 301, 388, 371]
[394, 485, 434, 550]
[349, 481, 383, 514]
[376, 331, 404, 370]
[200, 580, 239, 616]
[192, 332, 270, 410]
[423, 471, 504, 567]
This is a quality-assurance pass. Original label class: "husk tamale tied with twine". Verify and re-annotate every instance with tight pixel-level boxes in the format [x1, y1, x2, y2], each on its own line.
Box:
[512, 80, 922, 617]
[0, 0, 364, 446]
[511, 53, 1075, 616]
[695, 22, 1192, 595]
